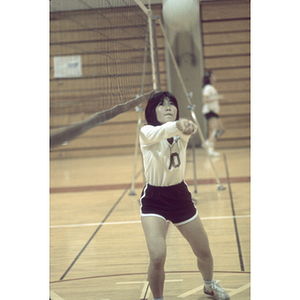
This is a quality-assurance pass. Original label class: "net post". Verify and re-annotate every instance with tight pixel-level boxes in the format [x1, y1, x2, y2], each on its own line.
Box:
[190, 133, 198, 195]
[148, 10, 157, 91]
[134, 0, 151, 16]
[151, 13, 161, 91]
[156, 17, 225, 191]
[129, 102, 143, 196]
[134, 0, 157, 91]
[129, 18, 150, 196]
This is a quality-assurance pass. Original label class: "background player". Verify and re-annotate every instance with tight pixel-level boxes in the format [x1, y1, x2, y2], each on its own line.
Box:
[202, 70, 226, 156]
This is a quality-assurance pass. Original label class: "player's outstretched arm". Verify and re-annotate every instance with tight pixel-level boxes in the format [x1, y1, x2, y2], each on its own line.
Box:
[176, 118, 197, 135]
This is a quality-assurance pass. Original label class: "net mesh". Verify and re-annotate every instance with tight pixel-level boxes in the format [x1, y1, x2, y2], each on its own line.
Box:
[50, 0, 155, 139]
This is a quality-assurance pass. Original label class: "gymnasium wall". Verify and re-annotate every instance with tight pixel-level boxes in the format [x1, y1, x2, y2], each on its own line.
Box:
[50, 1, 250, 159]
[50, 5, 166, 159]
[200, 0, 250, 149]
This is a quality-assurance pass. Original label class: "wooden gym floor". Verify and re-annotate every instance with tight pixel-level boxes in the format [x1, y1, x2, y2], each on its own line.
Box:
[49, 147, 250, 300]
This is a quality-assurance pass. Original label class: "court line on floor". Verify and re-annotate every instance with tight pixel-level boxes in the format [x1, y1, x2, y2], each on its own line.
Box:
[50, 176, 250, 194]
[50, 270, 250, 284]
[140, 281, 151, 300]
[178, 281, 250, 298]
[50, 290, 65, 300]
[223, 154, 245, 272]
[57, 168, 144, 281]
[50, 215, 250, 229]
[227, 282, 250, 297]
[58, 185, 130, 281]
[178, 284, 204, 298]
[116, 279, 183, 285]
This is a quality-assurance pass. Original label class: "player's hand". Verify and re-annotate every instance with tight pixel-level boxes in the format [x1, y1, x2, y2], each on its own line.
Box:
[176, 118, 197, 135]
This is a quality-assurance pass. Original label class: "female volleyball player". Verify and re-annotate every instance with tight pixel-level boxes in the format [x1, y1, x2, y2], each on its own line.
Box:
[202, 70, 226, 157]
[139, 91, 229, 300]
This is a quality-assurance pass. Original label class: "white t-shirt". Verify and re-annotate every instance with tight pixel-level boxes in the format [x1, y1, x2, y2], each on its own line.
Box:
[202, 84, 220, 114]
[139, 121, 190, 186]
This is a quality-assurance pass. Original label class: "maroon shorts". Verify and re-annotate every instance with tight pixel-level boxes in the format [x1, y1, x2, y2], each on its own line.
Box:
[204, 111, 219, 120]
[140, 181, 198, 226]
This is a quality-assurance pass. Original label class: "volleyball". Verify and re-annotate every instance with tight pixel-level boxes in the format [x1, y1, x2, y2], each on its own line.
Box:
[162, 0, 199, 32]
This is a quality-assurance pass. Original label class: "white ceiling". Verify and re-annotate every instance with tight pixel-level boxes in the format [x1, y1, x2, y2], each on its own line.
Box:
[50, 0, 163, 13]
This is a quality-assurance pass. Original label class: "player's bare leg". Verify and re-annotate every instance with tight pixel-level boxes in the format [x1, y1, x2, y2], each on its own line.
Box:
[177, 216, 229, 299]
[176, 216, 213, 281]
[206, 118, 225, 156]
[141, 216, 168, 299]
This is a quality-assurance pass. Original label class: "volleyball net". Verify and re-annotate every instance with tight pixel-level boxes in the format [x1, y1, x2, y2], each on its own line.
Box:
[50, 0, 159, 148]
[49, 0, 224, 189]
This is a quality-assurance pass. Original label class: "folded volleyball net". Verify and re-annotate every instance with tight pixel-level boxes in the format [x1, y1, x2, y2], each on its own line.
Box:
[50, 0, 224, 190]
[50, 0, 159, 149]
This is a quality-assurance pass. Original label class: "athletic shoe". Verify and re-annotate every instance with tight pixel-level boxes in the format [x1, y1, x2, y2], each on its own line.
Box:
[204, 140, 214, 148]
[204, 280, 230, 300]
[208, 148, 220, 157]
[204, 140, 220, 157]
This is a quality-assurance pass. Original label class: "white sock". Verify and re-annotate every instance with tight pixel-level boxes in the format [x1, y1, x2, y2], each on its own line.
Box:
[205, 139, 214, 148]
[204, 278, 214, 288]
[153, 297, 164, 300]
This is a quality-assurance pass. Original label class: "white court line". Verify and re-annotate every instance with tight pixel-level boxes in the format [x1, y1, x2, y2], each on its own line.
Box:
[116, 280, 148, 285]
[177, 285, 204, 298]
[178, 281, 250, 298]
[228, 282, 250, 297]
[50, 215, 250, 229]
[140, 281, 151, 300]
[50, 290, 65, 300]
[116, 279, 183, 285]
[50, 220, 141, 228]
[202, 215, 250, 221]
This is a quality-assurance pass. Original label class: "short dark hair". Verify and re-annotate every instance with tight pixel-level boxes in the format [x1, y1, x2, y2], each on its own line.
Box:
[203, 70, 212, 87]
[145, 91, 180, 126]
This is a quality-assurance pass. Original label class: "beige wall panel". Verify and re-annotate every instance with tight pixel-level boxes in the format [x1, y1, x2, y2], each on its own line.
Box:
[204, 43, 250, 57]
[51, 9, 147, 31]
[220, 103, 250, 115]
[222, 91, 250, 103]
[220, 115, 250, 127]
[211, 68, 250, 81]
[220, 127, 250, 139]
[51, 132, 137, 151]
[202, 19, 250, 33]
[215, 80, 250, 92]
[216, 138, 250, 149]
[204, 55, 250, 69]
[203, 31, 250, 45]
[50, 73, 155, 92]
[50, 145, 137, 159]
[50, 27, 148, 44]
[50, 108, 144, 128]
[201, 1, 250, 21]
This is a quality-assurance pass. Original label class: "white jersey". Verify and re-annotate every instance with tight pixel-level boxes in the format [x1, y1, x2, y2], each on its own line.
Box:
[139, 121, 190, 186]
[202, 84, 220, 114]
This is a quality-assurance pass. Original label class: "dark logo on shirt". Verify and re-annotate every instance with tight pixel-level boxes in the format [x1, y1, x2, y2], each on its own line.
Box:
[169, 153, 181, 170]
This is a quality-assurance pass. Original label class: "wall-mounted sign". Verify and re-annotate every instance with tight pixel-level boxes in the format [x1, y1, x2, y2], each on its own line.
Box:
[53, 55, 82, 78]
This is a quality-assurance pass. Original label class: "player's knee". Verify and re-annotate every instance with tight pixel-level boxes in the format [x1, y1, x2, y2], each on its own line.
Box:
[197, 248, 212, 262]
[150, 251, 166, 269]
